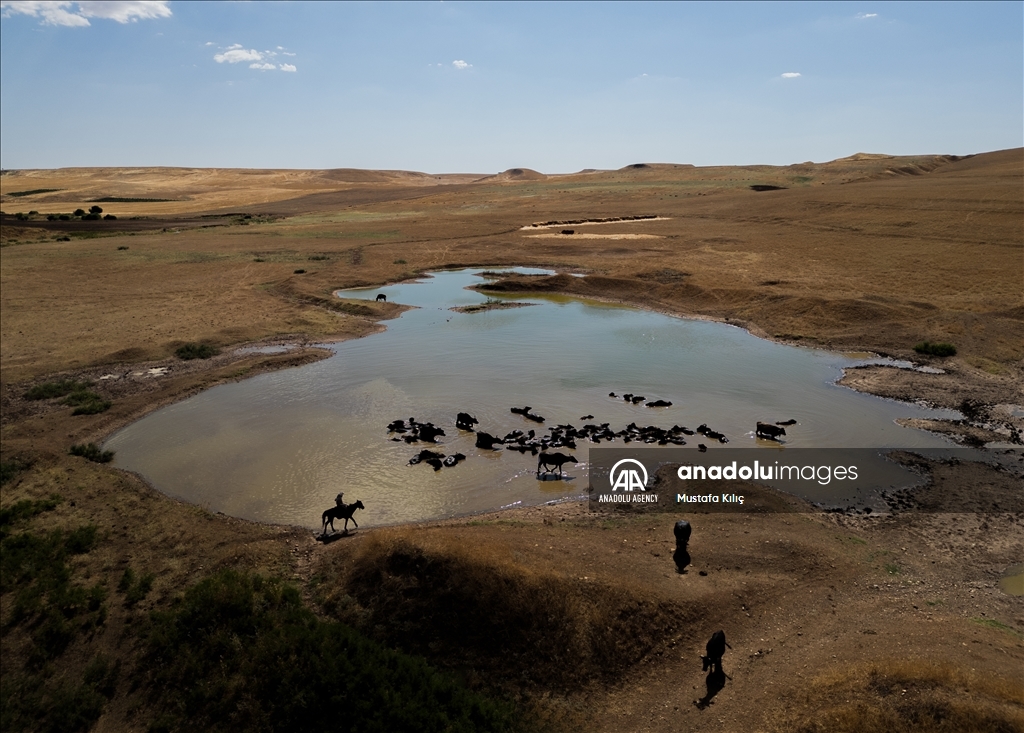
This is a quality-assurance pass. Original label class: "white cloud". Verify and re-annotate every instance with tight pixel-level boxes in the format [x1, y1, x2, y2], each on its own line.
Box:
[2, 1, 89, 25]
[452, 59, 471, 70]
[282, 52, 296, 57]
[215, 47, 263, 64]
[0, 1, 171, 26]
[856, 12, 878, 19]
[204, 41, 214, 46]
[76, 1, 171, 23]
[212, 44, 298, 72]
[781, 72, 801, 78]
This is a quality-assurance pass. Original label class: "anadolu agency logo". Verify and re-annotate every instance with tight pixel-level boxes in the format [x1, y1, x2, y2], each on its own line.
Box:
[596, 458, 660, 504]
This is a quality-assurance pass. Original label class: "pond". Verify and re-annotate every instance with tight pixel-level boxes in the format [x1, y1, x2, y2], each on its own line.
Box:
[105, 268, 959, 528]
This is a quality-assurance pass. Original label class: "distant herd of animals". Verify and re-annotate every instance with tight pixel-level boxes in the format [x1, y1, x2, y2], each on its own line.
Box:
[383, 393, 797, 476]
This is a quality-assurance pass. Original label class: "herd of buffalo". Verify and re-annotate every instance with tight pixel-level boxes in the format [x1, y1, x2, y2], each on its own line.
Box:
[384, 393, 796, 476]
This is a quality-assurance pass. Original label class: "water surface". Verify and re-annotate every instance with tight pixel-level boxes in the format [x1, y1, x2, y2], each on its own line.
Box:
[106, 269, 958, 528]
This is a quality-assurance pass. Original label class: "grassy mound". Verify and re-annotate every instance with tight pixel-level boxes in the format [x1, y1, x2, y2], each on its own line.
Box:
[143, 569, 518, 733]
[332, 532, 689, 691]
[0, 498, 113, 733]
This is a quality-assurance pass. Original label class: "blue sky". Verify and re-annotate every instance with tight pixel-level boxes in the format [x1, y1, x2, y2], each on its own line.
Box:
[1, 1, 1021, 172]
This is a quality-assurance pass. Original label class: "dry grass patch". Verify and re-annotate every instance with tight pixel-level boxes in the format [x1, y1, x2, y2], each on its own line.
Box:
[770, 659, 1024, 733]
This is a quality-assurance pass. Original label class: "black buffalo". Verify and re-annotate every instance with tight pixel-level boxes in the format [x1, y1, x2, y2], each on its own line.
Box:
[456, 412, 479, 431]
[756, 422, 786, 440]
[537, 452, 577, 475]
[475, 432, 503, 450]
[375, 293, 386, 302]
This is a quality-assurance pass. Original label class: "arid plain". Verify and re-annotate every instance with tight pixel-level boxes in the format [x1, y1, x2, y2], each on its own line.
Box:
[2, 150, 1022, 732]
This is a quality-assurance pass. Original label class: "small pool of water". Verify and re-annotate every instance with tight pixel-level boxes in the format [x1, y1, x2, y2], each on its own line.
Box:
[999, 564, 1024, 596]
[106, 268, 959, 529]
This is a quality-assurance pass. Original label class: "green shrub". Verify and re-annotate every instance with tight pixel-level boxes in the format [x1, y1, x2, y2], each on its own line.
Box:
[24, 380, 91, 400]
[394, 259, 407, 264]
[143, 569, 518, 733]
[175, 343, 220, 360]
[0, 496, 61, 535]
[118, 567, 155, 607]
[0, 498, 111, 733]
[68, 443, 114, 463]
[62, 388, 111, 415]
[913, 341, 957, 357]
[0, 458, 34, 487]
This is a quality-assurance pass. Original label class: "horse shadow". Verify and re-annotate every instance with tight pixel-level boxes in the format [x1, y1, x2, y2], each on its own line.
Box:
[694, 668, 727, 709]
[316, 530, 356, 544]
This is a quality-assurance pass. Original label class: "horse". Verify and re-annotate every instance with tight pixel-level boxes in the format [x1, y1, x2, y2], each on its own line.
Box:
[322, 500, 365, 534]
[375, 293, 387, 302]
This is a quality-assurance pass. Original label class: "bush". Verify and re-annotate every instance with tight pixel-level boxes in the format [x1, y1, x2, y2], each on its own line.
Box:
[89, 206, 102, 215]
[394, 259, 407, 264]
[24, 380, 91, 400]
[103, 214, 116, 220]
[175, 343, 220, 360]
[118, 567, 155, 607]
[293, 269, 306, 274]
[0, 499, 112, 733]
[70, 399, 112, 416]
[73, 209, 85, 217]
[81, 213, 101, 221]
[0, 457, 34, 487]
[68, 443, 114, 463]
[58, 215, 71, 221]
[63, 389, 111, 414]
[913, 341, 957, 357]
[143, 569, 518, 733]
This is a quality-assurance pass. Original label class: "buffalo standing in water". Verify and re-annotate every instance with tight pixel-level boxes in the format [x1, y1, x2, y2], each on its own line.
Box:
[537, 452, 577, 476]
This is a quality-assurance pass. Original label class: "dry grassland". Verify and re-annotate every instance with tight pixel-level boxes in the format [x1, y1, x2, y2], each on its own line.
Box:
[1, 150, 1022, 732]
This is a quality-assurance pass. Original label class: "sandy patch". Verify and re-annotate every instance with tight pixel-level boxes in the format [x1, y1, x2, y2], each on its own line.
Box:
[449, 301, 535, 313]
[526, 232, 662, 240]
